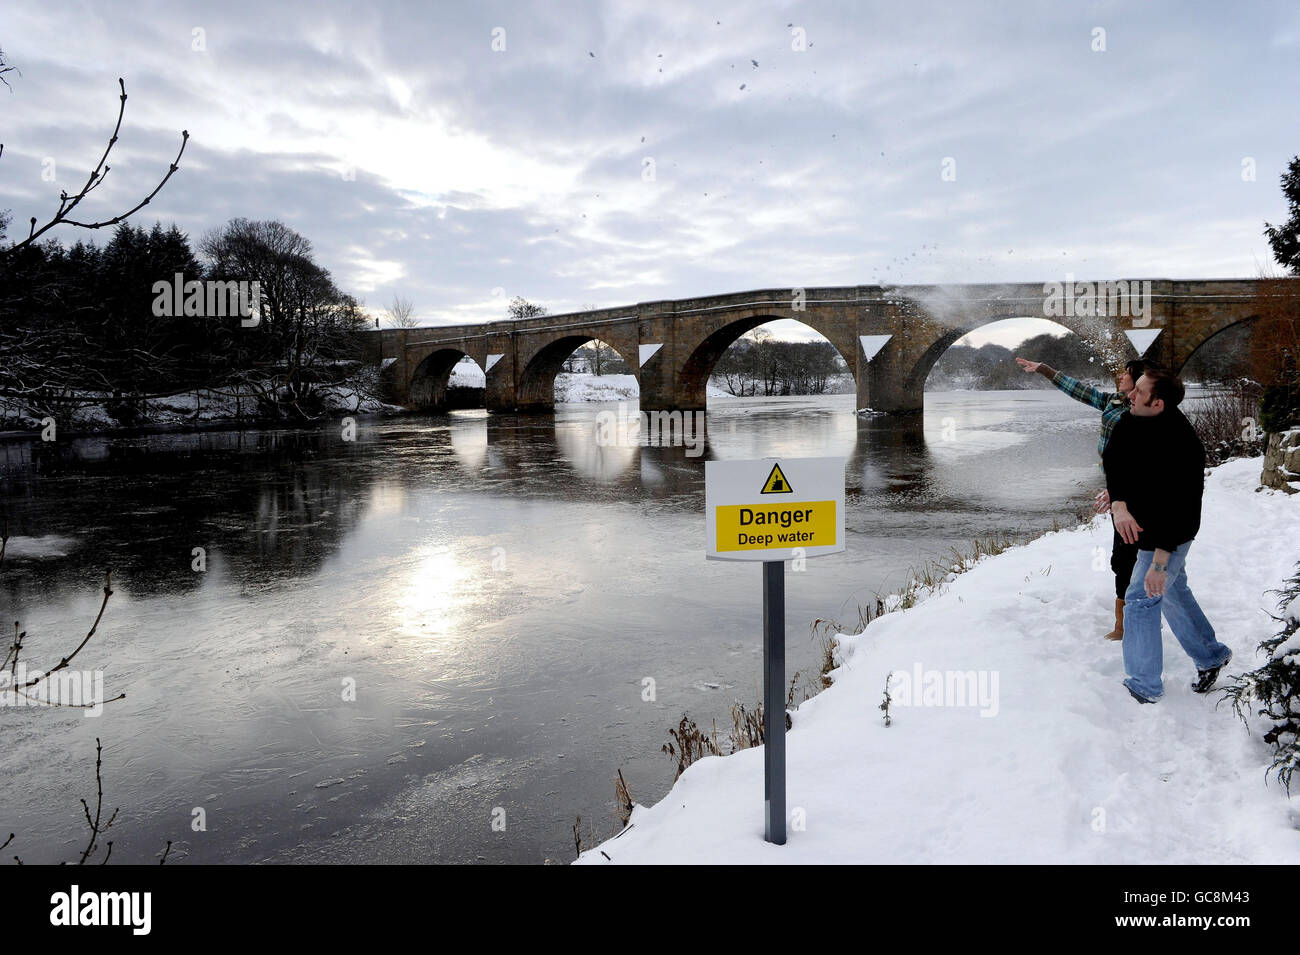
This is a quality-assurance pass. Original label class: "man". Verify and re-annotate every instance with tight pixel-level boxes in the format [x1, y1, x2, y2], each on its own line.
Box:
[1015, 356, 1143, 640]
[1101, 368, 1232, 704]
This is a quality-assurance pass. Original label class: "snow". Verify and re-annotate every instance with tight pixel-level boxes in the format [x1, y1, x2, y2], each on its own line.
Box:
[1272, 631, 1300, 663]
[1, 535, 79, 560]
[554, 373, 639, 402]
[1, 369, 753, 433]
[315, 385, 403, 415]
[0, 381, 405, 432]
[1283, 594, 1300, 627]
[449, 366, 734, 401]
[577, 456, 1300, 865]
[448, 360, 486, 388]
[706, 376, 853, 399]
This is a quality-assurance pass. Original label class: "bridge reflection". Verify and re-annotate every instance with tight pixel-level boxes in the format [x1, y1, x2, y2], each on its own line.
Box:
[3, 394, 1078, 614]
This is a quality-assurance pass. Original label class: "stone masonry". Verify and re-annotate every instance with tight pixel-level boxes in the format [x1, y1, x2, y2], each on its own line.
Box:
[366, 278, 1280, 415]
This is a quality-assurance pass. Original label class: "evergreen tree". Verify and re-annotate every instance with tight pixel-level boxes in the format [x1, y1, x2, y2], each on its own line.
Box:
[1225, 562, 1300, 794]
[1264, 156, 1300, 276]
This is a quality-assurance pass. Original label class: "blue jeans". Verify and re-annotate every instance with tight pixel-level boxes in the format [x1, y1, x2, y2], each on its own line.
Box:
[1121, 541, 1230, 702]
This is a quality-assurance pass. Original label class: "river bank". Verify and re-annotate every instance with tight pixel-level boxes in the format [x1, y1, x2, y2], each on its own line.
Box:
[577, 455, 1300, 865]
[0, 380, 405, 441]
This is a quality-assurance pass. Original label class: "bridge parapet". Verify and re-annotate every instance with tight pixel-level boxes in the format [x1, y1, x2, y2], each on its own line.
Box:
[359, 278, 1274, 414]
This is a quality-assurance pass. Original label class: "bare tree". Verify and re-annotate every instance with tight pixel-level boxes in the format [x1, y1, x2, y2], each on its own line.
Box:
[579, 340, 623, 376]
[508, 296, 547, 319]
[201, 218, 313, 336]
[0, 77, 188, 257]
[713, 331, 843, 396]
[1249, 271, 1300, 387]
[201, 218, 368, 416]
[0, 47, 16, 90]
[384, 295, 417, 328]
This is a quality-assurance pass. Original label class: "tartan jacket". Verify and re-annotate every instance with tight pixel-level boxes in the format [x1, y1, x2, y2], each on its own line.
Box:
[1048, 371, 1128, 457]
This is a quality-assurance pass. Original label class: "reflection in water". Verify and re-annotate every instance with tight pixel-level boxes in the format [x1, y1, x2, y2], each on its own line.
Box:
[848, 414, 932, 499]
[552, 413, 640, 482]
[0, 391, 1102, 863]
[447, 413, 489, 472]
[707, 401, 860, 464]
[394, 543, 479, 644]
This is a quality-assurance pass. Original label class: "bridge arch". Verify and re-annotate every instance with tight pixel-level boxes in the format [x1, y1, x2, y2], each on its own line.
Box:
[895, 313, 1134, 409]
[372, 279, 1279, 415]
[675, 313, 857, 408]
[1174, 314, 1259, 380]
[515, 335, 638, 412]
[409, 348, 485, 411]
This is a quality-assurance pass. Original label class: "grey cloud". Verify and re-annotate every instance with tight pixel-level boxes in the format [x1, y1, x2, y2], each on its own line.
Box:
[2, 0, 1296, 337]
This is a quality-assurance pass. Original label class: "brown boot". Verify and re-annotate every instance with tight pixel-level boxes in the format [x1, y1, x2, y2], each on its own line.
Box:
[1104, 598, 1125, 641]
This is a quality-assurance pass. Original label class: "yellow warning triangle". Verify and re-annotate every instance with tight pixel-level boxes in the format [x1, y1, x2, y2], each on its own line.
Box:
[760, 462, 793, 494]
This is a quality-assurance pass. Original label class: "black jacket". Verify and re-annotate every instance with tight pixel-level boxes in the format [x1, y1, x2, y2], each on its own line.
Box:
[1102, 408, 1205, 552]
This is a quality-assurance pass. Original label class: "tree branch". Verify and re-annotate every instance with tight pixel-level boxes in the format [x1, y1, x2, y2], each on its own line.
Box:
[1, 78, 188, 256]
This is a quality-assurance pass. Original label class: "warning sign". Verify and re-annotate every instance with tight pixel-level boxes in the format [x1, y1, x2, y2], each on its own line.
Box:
[705, 457, 845, 562]
[714, 501, 836, 552]
[760, 463, 793, 494]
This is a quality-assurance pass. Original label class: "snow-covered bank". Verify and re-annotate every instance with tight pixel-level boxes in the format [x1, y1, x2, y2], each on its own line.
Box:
[555, 373, 640, 402]
[448, 360, 487, 388]
[446, 364, 734, 402]
[578, 456, 1300, 864]
[705, 373, 856, 398]
[554, 373, 731, 402]
[0, 382, 403, 434]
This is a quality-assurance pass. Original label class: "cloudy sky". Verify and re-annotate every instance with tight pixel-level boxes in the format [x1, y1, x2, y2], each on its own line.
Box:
[3, 0, 1298, 347]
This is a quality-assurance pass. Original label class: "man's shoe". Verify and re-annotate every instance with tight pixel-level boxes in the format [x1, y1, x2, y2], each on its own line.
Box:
[1192, 651, 1232, 694]
[1104, 598, 1125, 641]
[1126, 684, 1156, 705]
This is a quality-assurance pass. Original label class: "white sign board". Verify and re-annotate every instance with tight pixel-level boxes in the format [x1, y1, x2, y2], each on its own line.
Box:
[705, 456, 846, 562]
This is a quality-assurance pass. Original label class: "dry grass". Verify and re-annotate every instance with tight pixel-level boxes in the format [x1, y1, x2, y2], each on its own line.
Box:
[729, 701, 765, 751]
[614, 769, 635, 828]
[661, 714, 723, 781]
[1184, 380, 1267, 465]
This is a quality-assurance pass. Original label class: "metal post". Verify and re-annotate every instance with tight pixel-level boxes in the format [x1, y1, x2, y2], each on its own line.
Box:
[763, 559, 786, 845]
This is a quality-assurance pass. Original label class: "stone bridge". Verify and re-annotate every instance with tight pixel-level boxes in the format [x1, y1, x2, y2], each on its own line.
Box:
[366, 279, 1271, 414]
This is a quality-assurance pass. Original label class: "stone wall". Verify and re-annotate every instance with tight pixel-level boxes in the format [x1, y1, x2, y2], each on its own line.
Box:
[1261, 429, 1300, 493]
[370, 278, 1282, 414]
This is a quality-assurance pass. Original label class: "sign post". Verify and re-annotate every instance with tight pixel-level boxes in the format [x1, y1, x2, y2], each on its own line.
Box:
[762, 558, 785, 843]
[705, 456, 846, 845]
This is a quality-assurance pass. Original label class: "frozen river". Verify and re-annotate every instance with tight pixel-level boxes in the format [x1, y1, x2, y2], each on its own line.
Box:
[0, 390, 1105, 863]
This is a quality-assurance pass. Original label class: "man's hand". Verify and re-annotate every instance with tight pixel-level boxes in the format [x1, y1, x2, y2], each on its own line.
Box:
[1145, 548, 1172, 597]
[1111, 502, 1142, 544]
[1015, 357, 1041, 373]
[1094, 489, 1111, 514]
[1144, 566, 1168, 597]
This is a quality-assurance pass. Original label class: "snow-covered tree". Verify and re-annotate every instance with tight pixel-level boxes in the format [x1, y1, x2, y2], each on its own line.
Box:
[1226, 561, 1300, 794]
